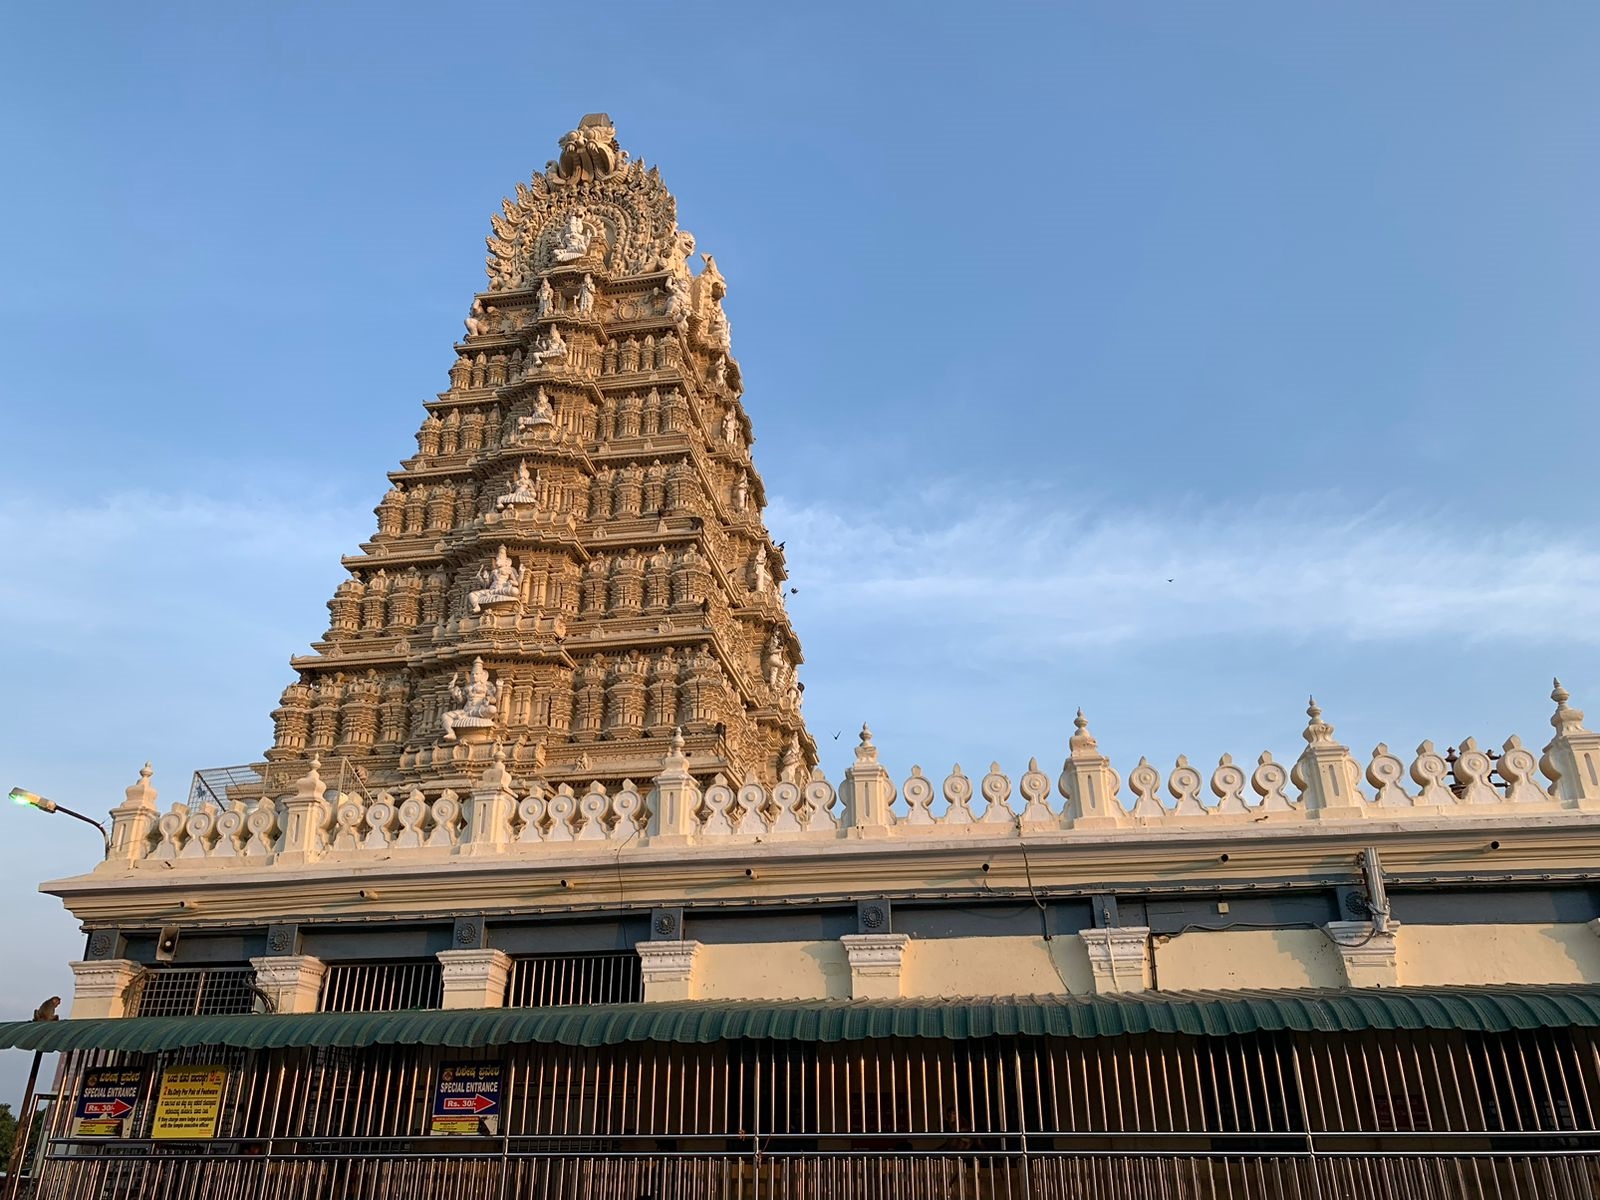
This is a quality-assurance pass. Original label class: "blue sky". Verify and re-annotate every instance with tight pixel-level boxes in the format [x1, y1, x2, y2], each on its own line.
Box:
[2, 2, 1598, 1098]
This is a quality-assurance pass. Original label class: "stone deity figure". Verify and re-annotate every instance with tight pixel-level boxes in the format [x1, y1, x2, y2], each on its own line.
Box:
[464, 298, 496, 337]
[764, 629, 785, 687]
[551, 213, 591, 263]
[721, 407, 740, 448]
[535, 278, 554, 318]
[576, 274, 596, 315]
[518, 387, 556, 435]
[665, 272, 691, 328]
[468, 545, 522, 613]
[527, 326, 567, 368]
[706, 301, 731, 351]
[751, 545, 770, 594]
[656, 230, 696, 278]
[440, 657, 504, 741]
[779, 735, 803, 784]
[497, 462, 538, 509]
[732, 472, 749, 513]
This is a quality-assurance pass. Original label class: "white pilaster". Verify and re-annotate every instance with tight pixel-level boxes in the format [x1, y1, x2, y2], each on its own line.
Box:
[637, 940, 700, 1002]
[1081, 927, 1151, 993]
[840, 933, 909, 999]
[105, 764, 159, 867]
[840, 727, 895, 836]
[250, 954, 328, 1014]
[437, 949, 512, 1009]
[1324, 920, 1401, 988]
[68, 959, 144, 1019]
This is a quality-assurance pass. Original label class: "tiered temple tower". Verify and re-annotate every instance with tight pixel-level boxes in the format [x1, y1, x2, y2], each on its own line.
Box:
[259, 114, 815, 793]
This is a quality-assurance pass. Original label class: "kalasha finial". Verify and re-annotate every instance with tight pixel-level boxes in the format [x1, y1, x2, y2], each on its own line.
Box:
[859, 723, 874, 747]
[1068, 708, 1099, 754]
[669, 726, 686, 754]
[139, 762, 153, 781]
[1551, 678, 1587, 735]
[1302, 696, 1335, 745]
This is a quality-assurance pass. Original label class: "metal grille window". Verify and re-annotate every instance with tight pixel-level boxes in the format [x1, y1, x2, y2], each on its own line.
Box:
[129, 967, 261, 1017]
[505, 952, 642, 1007]
[318, 960, 442, 1012]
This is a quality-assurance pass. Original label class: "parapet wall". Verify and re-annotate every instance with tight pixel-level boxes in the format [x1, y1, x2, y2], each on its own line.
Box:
[94, 683, 1600, 873]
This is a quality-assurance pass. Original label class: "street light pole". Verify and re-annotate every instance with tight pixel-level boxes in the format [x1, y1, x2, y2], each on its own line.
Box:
[9, 787, 110, 854]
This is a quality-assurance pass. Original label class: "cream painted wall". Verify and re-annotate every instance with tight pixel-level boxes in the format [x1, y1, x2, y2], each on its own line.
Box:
[900, 935, 1095, 997]
[695, 940, 851, 1001]
[689, 922, 1600, 1003]
[1400, 923, 1600, 987]
[1152, 929, 1344, 990]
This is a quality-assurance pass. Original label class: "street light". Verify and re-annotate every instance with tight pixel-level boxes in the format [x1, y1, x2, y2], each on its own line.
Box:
[10, 785, 110, 852]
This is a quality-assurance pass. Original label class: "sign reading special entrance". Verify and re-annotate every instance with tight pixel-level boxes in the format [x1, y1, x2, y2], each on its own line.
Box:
[430, 1061, 502, 1135]
[150, 1065, 228, 1139]
[72, 1068, 144, 1137]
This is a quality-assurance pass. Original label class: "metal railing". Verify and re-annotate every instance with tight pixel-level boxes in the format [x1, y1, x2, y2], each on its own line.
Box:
[318, 960, 443, 1012]
[128, 967, 261, 1017]
[505, 951, 642, 1008]
[187, 764, 264, 808]
[25, 1026, 1600, 1199]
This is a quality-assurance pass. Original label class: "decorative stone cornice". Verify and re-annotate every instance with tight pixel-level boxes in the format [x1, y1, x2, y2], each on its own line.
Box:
[1081, 927, 1151, 993]
[249, 954, 327, 1014]
[1324, 920, 1401, 988]
[841, 933, 909, 1000]
[68, 959, 143, 1020]
[436, 949, 512, 1010]
[636, 939, 700, 1002]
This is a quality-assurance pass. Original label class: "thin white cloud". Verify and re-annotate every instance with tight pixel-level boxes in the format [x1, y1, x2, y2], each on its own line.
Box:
[3, 486, 1592, 657]
[769, 494, 1600, 649]
[0, 488, 365, 635]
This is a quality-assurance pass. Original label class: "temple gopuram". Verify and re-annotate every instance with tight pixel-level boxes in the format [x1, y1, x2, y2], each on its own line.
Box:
[5, 115, 1600, 1200]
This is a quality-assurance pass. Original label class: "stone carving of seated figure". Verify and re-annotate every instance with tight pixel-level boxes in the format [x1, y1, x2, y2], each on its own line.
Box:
[468, 545, 522, 613]
[497, 462, 539, 509]
[551, 213, 591, 263]
[441, 657, 504, 742]
[518, 388, 555, 435]
[526, 327, 567, 369]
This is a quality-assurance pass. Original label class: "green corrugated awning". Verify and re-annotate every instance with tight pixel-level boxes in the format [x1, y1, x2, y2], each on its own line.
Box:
[3, 987, 1599, 1055]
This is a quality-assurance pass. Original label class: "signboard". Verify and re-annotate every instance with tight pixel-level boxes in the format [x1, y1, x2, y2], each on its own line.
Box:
[150, 1065, 228, 1140]
[73, 1068, 143, 1137]
[430, 1061, 502, 1135]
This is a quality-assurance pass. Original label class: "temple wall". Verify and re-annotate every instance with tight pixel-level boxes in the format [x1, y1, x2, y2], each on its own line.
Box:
[1152, 929, 1345, 990]
[694, 941, 851, 1002]
[900, 935, 1095, 997]
[1398, 922, 1600, 987]
[676, 925, 1600, 1002]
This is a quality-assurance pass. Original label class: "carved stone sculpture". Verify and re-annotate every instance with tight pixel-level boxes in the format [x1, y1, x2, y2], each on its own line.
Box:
[551, 213, 591, 263]
[464, 297, 495, 338]
[468, 546, 522, 614]
[551, 113, 624, 184]
[518, 388, 556, 436]
[497, 463, 539, 510]
[440, 658, 504, 742]
[526, 326, 567, 368]
[576, 274, 596, 315]
[535, 278, 553, 318]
